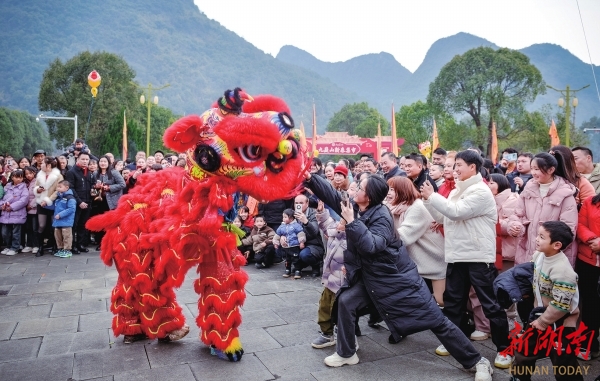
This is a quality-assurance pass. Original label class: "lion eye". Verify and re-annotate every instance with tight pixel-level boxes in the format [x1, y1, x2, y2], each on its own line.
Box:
[237, 145, 262, 162]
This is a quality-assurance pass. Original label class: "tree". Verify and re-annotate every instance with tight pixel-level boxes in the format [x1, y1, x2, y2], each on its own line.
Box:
[394, 101, 469, 153]
[427, 47, 545, 156]
[0, 107, 53, 157]
[327, 102, 389, 137]
[38, 51, 141, 153]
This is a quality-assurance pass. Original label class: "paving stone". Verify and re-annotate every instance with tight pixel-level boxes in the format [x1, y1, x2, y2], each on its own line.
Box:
[0, 322, 16, 341]
[264, 321, 317, 347]
[49, 258, 85, 266]
[0, 353, 74, 381]
[245, 280, 308, 296]
[175, 289, 200, 304]
[50, 299, 106, 317]
[0, 337, 42, 363]
[0, 275, 39, 286]
[0, 284, 12, 294]
[38, 270, 84, 283]
[73, 345, 150, 380]
[12, 315, 79, 339]
[365, 329, 441, 356]
[239, 328, 282, 353]
[0, 304, 51, 323]
[23, 265, 66, 275]
[255, 344, 330, 375]
[311, 361, 397, 381]
[79, 312, 114, 332]
[373, 352, 473, 381]
[84, 270, 119, 280]
[240, 293, 288, 311]
[66, 263, 108, 273]
[59, 277, 105, 291]
[0, 294, 31, 308]
[39, 330, 110, 356]
[145, 339, 212, 367]
[276, 289, 321, 305]
[273, 304, 318, 324]
[8, 281, 61, 295]
[113, 363, 195, 381]
[240, 308, 287, 329]
[28, 289, 82, 305]
[189, 353, 274, 381]
[82, 286, 112, 300]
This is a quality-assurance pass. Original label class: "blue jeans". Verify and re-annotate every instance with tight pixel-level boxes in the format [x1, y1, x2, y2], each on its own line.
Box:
[2, 224, 22, 250]
[295, 247, 322, 270]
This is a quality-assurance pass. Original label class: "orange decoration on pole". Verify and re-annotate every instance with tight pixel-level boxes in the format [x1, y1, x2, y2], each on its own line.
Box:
[391, 103, 398, 156]
[549, 119, 560, 147]
[491, 121, 498, 165]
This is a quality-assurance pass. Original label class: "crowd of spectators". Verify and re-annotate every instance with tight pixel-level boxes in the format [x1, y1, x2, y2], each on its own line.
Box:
[2, 137, 600, 380]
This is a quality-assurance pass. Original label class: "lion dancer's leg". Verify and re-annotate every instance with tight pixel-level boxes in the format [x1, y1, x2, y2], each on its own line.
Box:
[195, 232, 248, 361]
[111, 241, 189, 343]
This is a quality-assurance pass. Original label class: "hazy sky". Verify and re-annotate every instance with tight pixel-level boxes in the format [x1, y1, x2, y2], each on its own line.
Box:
[194, 0, 600, 73]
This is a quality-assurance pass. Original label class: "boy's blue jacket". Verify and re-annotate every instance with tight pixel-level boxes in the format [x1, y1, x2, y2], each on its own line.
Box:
[52, 189, 76, 228]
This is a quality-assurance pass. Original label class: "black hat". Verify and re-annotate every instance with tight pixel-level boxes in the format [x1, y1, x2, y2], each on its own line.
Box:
[33, 150, 46, 156]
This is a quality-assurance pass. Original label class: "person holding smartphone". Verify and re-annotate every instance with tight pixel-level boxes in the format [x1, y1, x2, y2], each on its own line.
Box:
[290, 194, 324, 278]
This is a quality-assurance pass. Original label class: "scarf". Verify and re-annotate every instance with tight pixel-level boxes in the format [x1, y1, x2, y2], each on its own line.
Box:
[387, 202, 409, 231]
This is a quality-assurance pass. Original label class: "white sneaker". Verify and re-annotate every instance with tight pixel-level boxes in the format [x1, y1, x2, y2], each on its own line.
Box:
[5, 250, 18, 256]
[470, 330, 490, 341]
[1, 248, 8, 255]
[493, 352, 512, 369]
[21, 246, 33, 253]
[435, 344, 449, 356]
[32, 247, 39, 254]
[473, 357, 493, 381]
[324, 352, 359, 367]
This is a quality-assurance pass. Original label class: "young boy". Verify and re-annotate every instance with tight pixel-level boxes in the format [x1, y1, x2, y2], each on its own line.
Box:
[273, 209, 306, 279]
[511, 221, 582, 381]
[429, 164, 445, 188]
[52, 180, 77, 258]
[241, 214, 275, 269]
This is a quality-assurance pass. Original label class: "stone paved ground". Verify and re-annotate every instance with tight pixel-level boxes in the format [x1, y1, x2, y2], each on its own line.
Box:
[0, 250, 599, 381]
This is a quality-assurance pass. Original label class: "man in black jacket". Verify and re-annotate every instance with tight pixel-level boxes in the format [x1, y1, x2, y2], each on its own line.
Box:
[404, 153, 438, 192]
[380, 152, 406, 180]
[65, 152, 93, 254]
[292, 194, 324, 277]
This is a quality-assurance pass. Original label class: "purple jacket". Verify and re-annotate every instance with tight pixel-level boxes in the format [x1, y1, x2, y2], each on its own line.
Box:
[0, 182, 29, 224]
[316, 209, 346, 293]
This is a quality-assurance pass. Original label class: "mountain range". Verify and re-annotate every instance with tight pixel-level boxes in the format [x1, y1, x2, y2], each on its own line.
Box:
[277, 32, 600, 127]
[1, 1, 598, 136]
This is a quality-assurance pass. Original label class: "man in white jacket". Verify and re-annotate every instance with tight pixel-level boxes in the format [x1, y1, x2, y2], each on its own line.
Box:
[421, 150, 511, 370]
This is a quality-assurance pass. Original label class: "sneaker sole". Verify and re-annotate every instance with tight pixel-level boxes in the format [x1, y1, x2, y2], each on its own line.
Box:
[435, 349, 450, 356]
[311, 341, 336, 349]
[493, 361, 511, 369]
[470, 335, 490, 341]
[282, 274, 290, 278]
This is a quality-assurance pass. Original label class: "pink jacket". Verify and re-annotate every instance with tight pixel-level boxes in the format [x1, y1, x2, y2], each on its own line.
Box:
[495, 189, 520, 261]
[508, 177, 578, 266]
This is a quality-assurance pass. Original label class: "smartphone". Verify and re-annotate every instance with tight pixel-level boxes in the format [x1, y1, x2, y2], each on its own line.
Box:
[341, 190, 349, 207]
[503, 153, 518, 162]
[295, 204, 303, 213]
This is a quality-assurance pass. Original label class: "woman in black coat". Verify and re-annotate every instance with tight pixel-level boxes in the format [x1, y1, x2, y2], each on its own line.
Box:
[304, 172, 493, 379]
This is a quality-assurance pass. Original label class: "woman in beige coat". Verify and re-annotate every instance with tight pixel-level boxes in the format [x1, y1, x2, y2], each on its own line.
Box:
[386, 176, 446, 305]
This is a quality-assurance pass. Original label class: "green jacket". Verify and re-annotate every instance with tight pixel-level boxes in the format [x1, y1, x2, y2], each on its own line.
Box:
[587, 163, 600, 194]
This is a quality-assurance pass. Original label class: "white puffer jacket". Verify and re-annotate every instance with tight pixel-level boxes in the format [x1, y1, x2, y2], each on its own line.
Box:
[34, 168, 63, 206]
[424, 173, 497, 264]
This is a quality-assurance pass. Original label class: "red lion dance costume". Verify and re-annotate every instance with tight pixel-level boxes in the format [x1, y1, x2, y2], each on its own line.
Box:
[87, 88, 307, 361]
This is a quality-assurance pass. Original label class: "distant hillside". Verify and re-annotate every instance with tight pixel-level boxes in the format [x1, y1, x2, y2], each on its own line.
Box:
[0, 0, 357, 134]
[277, 33, 600, 125]
[277, 46, 411, 113]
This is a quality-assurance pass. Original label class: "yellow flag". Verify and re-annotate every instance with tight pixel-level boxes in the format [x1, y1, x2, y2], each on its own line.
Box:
[549, 119, 560, 147]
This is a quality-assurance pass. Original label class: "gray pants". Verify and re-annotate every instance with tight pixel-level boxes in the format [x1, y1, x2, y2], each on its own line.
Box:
[336, 280, 481, 369]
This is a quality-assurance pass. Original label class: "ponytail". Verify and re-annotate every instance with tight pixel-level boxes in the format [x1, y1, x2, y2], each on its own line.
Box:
[549, 150, 578, 186]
